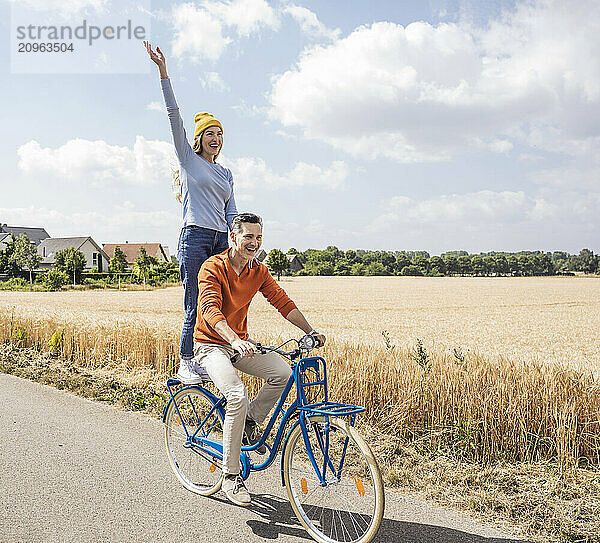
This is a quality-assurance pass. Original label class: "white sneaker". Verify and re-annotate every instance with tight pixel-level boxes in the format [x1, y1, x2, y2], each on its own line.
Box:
[176, 358, 203, 384]
[222, 474, 251, 506]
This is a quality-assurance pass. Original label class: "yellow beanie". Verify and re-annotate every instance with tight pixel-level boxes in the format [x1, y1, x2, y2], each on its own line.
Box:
[193, 112, 223, 141]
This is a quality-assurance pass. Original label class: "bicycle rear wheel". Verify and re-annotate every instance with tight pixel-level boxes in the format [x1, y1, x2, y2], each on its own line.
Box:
[164, 387, 224, 496]
[282, 416, 384, 543]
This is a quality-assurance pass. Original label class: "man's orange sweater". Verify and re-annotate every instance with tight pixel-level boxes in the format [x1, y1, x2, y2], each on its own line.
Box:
[194, 251, 297, 345]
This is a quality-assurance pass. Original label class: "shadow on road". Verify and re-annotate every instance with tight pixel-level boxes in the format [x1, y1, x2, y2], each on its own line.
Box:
[238, 493, 523, 542]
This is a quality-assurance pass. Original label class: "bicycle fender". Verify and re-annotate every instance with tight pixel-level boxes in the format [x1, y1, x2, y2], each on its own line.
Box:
[280, 419, 301, 487]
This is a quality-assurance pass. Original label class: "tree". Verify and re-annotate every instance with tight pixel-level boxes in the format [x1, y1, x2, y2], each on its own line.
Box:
[483, 256, 495, 276]
[0, 235, 23, 277]
[457, 255, 473, 275]
[55, 247, 86, 286]
[266, 249, 289, 280]
[133, 247, 152, 287]
[518, 254, 534, 276]
[401, 265, 423, 276]
[11, 234, 41, 287]
[412, 256, 429, 275]
[364, 262, 387, 276]
[350, 262, 365, 276]
[345, 250, 357, 264]
[471, 255, 485, 276]
[43, 269, 68, 291]
[109, 245, 128, 274]
[443, 255, 459, 276]
[577, 249, 598, 274]
[429, 256, 446, 276]
[494, 255, 509, 276]
[395, 253, 411, 274]
[334, 260, 351, 276]
[535, 253, 554, 275]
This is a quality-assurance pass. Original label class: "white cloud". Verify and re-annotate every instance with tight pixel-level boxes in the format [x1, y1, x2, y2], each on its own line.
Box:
[204, 0, 279, 36]
[269, 1, 600, 163]
[533, 166, 600, 190]
[380, 190, 531, 223]
[9, 0, 107, 15]
[0, 204, 179, 244]
[473, 138, 514, 153]
[146, 101, 163, 112]
[171, 3, 231, 62]
[17, 137, 176, 186]
[199, 71, 230, 92]
[219, 156, 350, 191]
[370, 187, 600, 245]
[171, 0, 278, 62]
[283, 4, 340, 41]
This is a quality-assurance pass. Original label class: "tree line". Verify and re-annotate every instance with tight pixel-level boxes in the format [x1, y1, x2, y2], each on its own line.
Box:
[266, 247, 600, 277]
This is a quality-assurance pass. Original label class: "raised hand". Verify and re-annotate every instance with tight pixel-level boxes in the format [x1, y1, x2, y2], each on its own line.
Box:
[143, 40, 167, 78]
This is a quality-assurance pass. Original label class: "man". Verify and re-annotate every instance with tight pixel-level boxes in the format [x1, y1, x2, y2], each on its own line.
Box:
[177, 212, 326, 506]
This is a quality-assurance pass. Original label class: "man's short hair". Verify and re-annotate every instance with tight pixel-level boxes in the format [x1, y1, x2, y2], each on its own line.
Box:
[231, 213, 263, 234]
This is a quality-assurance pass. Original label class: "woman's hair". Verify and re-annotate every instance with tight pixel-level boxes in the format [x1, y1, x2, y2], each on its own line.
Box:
[231, 213, 263, 234]
[192, 127, 221, 161]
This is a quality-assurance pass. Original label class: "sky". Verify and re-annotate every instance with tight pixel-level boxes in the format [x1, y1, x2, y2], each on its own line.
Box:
[1, 0, 599, 256]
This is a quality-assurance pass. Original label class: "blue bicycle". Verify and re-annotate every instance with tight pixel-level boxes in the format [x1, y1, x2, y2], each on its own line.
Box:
[163, 335, 384, 543]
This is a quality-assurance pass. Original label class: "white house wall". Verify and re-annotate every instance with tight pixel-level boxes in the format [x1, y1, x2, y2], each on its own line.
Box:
[79, 240, 110, 272]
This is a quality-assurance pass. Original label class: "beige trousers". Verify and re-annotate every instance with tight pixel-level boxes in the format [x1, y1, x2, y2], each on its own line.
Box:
[192, 341, 292, 475]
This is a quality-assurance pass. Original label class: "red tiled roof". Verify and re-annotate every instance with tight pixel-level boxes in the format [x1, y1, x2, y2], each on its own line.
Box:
[102, 243, 169, 264]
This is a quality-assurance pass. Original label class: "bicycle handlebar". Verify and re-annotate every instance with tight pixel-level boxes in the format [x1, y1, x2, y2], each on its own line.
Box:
[255, 334, 321, 361]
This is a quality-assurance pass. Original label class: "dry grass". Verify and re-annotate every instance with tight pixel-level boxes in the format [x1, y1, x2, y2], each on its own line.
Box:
[1, 303, 599, 468]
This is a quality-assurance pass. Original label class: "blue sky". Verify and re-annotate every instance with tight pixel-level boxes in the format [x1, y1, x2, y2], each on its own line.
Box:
[1, 0, 598, 256]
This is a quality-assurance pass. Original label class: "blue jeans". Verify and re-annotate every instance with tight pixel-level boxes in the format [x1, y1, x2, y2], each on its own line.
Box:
[178, 226, 229, 359]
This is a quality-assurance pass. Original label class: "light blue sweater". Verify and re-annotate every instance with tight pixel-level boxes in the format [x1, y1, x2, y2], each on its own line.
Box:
[161, 78, 237, 232]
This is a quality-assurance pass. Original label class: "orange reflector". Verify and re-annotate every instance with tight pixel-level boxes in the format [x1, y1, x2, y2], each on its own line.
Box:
[176, 418, 181, 425]
[355, 477, 365, 497]
[209, 463, 217, 473]
[301, 478, 308, 494]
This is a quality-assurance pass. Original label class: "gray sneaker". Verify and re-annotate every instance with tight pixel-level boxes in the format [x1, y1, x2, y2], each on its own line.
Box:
[243, 418, 267, 454]
[222, 474, 251, 506]
[176, 358, 202, 384]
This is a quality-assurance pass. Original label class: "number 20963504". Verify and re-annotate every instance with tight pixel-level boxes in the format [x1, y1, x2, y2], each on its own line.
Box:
[18, 42, 74, 53]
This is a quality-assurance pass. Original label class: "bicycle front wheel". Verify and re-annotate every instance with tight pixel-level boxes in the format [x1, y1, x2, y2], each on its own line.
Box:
[282, 416, 384, 543]
[164, 387, 224, 496]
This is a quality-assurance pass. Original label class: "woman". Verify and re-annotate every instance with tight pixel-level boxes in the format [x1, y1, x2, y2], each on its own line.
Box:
[144, 41, 238, 382]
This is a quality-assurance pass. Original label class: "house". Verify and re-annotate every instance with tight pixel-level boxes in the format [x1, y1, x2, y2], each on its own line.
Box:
[103, 243, 170, 266]
[37, 237, 110, 272]
[0, 233, 10, 251]
[287, 254, 304, 273]
[260, 250, 303, 274]
[0, 223, 50, 246]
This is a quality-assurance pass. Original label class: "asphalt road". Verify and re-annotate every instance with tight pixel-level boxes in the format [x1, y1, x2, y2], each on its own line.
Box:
[0, 373, 525, 543]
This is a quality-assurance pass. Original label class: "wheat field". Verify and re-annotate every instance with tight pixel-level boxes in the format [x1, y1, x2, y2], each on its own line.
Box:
[2, 276, 600, 467]
[1, 276, 599, 369]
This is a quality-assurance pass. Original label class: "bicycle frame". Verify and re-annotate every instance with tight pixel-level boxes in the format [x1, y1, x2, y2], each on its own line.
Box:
[164, 352, 365, 485]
